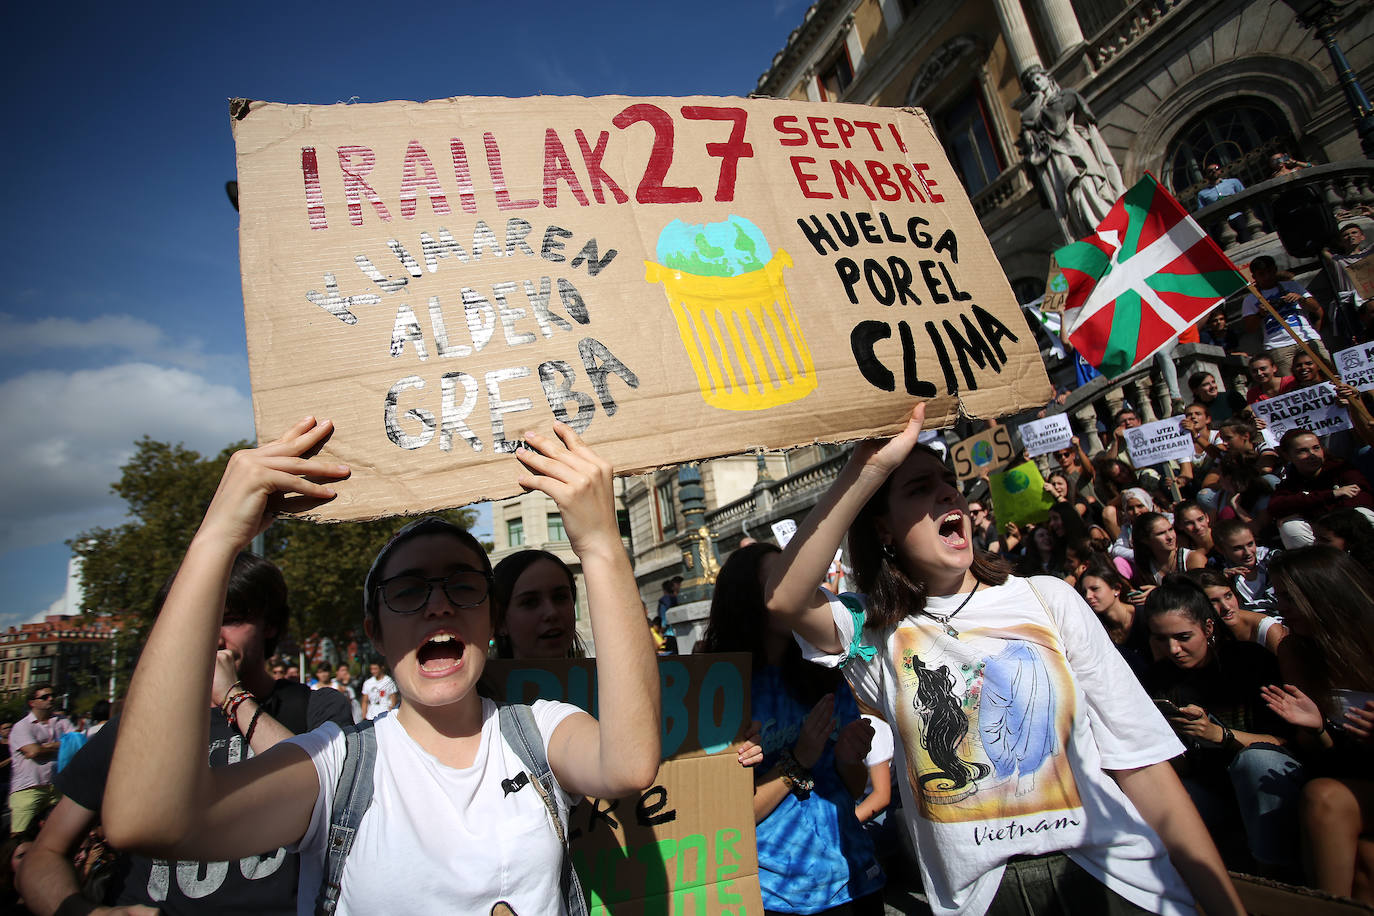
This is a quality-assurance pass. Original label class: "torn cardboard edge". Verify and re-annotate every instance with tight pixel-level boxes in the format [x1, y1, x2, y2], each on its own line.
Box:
[235, 95, 1049, 524]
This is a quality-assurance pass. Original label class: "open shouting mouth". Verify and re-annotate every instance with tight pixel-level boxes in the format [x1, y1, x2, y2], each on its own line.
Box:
[938, 511, 968, 550]
[416, 630, 467, 677]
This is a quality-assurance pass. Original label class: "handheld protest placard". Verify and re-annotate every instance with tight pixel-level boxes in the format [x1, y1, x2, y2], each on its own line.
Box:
[949, 426, 1013, 480]
[486, 655, 759, 916]
[232, 96, 1047, 520]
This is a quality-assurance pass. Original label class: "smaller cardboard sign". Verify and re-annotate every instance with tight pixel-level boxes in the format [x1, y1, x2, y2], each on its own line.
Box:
[988, 461, 1055, 532]
[1041, 254, 1070, 312]
[1124, 417, 1194, 468]
[770, 519, 797, 548]
[1334, 341, 1374, 392]
[1250, 382, 1353, 441]
[950, 425, 1014, 479]
[1017, 414, 1074, 458]
[487, 655, 750, 759]
[571, 753, 758, 916]
[1345, 253, 1374, 300]
[486, 654, 759, 916]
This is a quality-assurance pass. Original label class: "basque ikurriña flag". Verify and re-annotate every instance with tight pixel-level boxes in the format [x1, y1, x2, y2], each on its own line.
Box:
[1055, 173, 1248, 378]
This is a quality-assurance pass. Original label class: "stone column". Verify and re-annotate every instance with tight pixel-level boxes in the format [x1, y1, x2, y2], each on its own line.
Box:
[991, 0, 1044, 77]
[1028, 0, 1085, 61]
[802, 67, 822, 102]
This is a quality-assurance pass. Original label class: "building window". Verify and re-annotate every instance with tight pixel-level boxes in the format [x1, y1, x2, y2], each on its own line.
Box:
[1164, 99, 1294, 207]
[655, 481, 677, 539]
[818, 49, 854, 100]
[506, 518, 525, 547]
[547, 513, 567, 542]
[939, 90, 1003, 197]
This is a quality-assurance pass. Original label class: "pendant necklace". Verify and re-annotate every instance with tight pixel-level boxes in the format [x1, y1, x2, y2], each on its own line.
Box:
[927, 581, 981, 638]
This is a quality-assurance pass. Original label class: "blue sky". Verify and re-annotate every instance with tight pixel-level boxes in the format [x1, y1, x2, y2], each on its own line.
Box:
[0, 0, 813, 630]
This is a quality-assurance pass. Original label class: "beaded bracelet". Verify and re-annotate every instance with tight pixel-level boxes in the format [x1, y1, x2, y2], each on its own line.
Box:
[219, 680, 245, 716]
[778, 750, 815, 797]
[223, 689, 253, 728]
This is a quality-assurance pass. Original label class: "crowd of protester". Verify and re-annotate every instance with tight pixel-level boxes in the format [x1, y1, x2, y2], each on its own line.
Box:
[959, 308, 1374, 903]
[5, 235, 1374, 914]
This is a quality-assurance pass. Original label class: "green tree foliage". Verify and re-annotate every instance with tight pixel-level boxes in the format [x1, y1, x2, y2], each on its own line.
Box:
[71, 437, 477, 682]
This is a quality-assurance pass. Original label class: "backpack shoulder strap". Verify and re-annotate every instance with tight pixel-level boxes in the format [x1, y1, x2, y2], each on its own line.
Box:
[314, 718, 378, 916]
[498, 703, 589, 916]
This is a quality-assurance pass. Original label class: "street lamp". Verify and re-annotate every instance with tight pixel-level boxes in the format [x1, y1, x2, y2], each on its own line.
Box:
[1282, 0, 1374, 157]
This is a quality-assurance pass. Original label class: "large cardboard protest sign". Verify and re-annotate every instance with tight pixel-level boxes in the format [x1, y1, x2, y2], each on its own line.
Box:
[950, 425, 1014, 479]
[232, 96, 1047, 520]
[1335, 341, 1374, 392]
[1124, 417, 1194, 468]
[1250, 383, 1352, 441]
[486, 655, 758, 915]
[1016, 414, 1073, 458]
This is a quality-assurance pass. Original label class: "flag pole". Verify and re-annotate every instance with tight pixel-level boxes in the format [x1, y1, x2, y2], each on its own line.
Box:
[1244, 282, 1374, 426]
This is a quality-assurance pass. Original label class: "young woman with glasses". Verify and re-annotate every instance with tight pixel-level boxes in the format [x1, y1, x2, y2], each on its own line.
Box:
[100, 417, 661, 914]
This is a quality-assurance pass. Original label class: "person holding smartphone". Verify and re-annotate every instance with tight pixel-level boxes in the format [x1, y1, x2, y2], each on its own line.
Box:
[1142, 576, 1305, 875]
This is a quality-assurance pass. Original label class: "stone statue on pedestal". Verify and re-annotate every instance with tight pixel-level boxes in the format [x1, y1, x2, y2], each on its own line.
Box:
[1018, 65, 1125, 241]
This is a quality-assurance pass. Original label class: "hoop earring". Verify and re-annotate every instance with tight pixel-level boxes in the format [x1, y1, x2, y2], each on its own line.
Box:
[882, 543, 897, 561]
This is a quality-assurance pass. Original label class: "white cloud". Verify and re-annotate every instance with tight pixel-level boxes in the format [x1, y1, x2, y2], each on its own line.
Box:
[0, 362, 255, 553]
[0, 312, 230, 373]
[0, 593, 67, 634]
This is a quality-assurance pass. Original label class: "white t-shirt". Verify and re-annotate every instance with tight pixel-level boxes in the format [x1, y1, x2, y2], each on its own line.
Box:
[798, 577, 1191, 916]
[1241, 280, 1321, 349]
[361, 675, 398, 719]
[287, 697, 582, 915]
[1231, 546, 1276, 611]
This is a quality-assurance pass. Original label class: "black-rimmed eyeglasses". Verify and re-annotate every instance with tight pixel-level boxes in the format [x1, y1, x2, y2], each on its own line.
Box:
[376, 570, 492, 614]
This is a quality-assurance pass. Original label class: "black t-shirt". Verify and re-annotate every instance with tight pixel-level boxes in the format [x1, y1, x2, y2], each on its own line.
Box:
[1144, 640, 1289, 785]
[57, 681, 351, 914]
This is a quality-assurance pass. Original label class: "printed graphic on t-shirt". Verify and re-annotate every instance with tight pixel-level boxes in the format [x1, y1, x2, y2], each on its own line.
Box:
[892, 622, 1082, 824]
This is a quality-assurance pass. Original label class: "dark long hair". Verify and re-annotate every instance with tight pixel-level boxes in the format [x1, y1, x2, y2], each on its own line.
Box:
[1142, 574, 1216, 628]
[912, 656, 990, 790]
[490, 550, 587, 659]
[1142, 574, 1219, 667]
[1314, 508, 1374, 570]
[849, 445, 1011, 630]
[1130, 512, 1172, 587]
[363, 517, 491, 629]
[1048, 501, 1088, 542]
[1017, 525, 1065, 577]
[1091, 456, 1137, 504]
[700, 543, 840, 707]
[155, 552, 289, 657]
[1076, 559, 1129, 602]
[1268, 546, 1374, 697]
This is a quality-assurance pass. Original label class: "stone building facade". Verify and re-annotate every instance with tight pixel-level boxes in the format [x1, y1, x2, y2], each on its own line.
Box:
[755, 0, 1373, 304]
[0, 615, 116, 706]
[488, 0, 1373, 618]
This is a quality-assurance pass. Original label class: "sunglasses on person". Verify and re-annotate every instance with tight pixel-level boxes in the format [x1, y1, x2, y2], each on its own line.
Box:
[376, 569, 492, 614]
[33, 693, 52, 701]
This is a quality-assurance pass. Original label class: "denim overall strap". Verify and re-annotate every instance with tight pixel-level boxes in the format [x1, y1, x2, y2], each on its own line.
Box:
[314, 718, 378, 916]
[499, 704, 589, 916]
